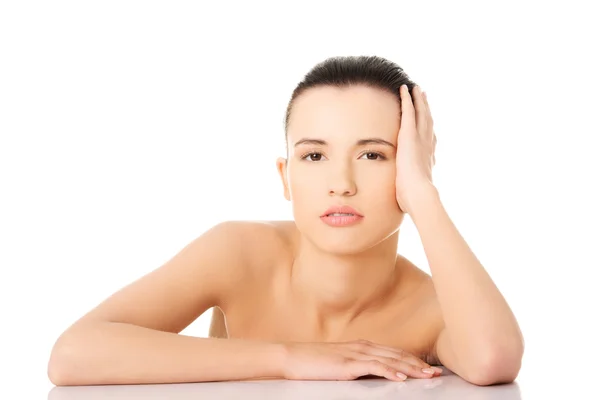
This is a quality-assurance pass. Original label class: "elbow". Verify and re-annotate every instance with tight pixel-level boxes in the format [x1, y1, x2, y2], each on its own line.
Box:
[466, 347, 524, 386]
[48, 345, 72, 386]
[48, 340, 77, 386]
[47, 333, 85, 386]
[48, 363, 71, 387]
[48, 322, 107, 386]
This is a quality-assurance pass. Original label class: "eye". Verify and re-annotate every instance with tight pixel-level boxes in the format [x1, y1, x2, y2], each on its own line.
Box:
[301, 151, 325, 162]
[360, 151, 386, 161]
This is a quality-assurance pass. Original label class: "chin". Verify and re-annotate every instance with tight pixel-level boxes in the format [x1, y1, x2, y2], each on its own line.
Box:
[313, 227, 394, 256]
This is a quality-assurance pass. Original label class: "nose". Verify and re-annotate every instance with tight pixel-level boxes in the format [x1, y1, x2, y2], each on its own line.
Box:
[328, 162, 357, 197]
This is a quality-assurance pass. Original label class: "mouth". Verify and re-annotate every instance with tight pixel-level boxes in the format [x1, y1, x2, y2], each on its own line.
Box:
[324, 212, 357, 217]
[320, 205, 364, 227]
[320, 213, 364, 227]
[320, 205, 363, 218]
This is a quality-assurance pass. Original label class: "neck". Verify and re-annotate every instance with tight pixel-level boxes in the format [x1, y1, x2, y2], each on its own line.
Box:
[289, 230, 402, 336]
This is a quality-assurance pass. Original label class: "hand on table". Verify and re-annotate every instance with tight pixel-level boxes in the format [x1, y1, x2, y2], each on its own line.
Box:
[282, 339, 443, 381]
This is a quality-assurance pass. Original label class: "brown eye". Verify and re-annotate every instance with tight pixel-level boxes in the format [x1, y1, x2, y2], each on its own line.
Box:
[361, 152, 385, 160]
[302, 152, 323, 161]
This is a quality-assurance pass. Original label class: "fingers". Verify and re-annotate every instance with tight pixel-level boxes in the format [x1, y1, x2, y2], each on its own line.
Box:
[421, 89, 435, 143]
[351, 353, 439, 379]
[347, 340, 442, 379]
[349, 339, 429, 368]
[346, 359, 408, 382]
[412, 85, 428, 137]
[381, 356, 441, 379]
[399, 84, 415, 130]
[351, 341, 428, 369]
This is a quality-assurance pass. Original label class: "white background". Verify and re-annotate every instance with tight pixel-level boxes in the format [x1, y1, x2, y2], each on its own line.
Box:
[1, 1, 599, 398]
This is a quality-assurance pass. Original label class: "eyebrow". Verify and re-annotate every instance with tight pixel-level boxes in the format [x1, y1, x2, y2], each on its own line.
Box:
[294, 137, 396, 149]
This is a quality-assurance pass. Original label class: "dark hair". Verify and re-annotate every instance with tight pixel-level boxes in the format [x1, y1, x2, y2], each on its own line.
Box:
[284, 55, 417, 152]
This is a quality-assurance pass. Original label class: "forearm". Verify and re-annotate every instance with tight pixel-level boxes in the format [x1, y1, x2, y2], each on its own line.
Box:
[48, 321, 286, 386]
[409, 187, 524, 369]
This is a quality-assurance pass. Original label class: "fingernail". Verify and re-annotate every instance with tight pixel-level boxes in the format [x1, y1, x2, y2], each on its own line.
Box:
[422, 368, 435, 374]
[396, 372, 407, 380]
[432, 366, 443, 373]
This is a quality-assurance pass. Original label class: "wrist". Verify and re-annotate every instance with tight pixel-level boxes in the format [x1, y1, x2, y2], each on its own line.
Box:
[266, 342, 289, 379]
[405, 184, 439, 213]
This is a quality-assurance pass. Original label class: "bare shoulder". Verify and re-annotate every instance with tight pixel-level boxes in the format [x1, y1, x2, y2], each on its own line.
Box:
[207, 220, 295, 338]
[215, 220, 296, 293]
[59, 220, 287, 338]
[225, 220, 296, 264]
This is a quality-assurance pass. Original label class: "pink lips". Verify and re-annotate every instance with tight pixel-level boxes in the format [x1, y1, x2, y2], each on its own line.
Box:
[320, 205, 364, 227]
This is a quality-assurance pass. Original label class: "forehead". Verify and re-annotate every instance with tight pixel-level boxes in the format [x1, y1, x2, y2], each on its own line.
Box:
[288, 85, 400, 143]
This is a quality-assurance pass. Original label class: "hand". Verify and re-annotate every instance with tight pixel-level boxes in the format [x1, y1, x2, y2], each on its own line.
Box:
[281, 339, 443, 381]
[395, 84, 438, 214]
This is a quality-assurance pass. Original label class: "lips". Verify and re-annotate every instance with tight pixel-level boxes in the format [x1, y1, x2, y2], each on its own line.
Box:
[321, 205, 363, 218]
[320, 205, 364, 227]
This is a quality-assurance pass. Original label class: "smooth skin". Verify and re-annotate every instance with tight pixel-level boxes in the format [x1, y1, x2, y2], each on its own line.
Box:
[48, 84, 522, 386]
[48, 221, 441, 384]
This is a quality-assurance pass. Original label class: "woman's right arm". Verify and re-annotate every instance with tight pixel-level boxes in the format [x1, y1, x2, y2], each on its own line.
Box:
[49, 323, 286, 385]
[47, 221, 285, 386]
[48, 221, 442, 385]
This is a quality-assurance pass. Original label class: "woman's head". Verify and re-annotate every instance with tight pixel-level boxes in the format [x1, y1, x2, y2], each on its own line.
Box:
[277, 55, 417, 255]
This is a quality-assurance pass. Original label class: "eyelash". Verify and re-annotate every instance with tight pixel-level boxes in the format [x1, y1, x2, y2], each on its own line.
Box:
[300, 150, 387, 161]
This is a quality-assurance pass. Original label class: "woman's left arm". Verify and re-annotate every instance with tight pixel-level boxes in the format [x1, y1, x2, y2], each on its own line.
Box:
[410, 185, 524, 386]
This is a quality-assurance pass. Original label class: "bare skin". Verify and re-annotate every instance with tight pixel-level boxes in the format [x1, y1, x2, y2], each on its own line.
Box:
[48, 219, 445, 385]
[208, 220, 444, 366]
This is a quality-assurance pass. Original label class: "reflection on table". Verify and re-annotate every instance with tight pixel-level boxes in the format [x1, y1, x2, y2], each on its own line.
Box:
[48, 367, 522, 400]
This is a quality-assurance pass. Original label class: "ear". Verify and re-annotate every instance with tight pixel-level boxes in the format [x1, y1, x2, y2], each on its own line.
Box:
[276, 157, 291, 201]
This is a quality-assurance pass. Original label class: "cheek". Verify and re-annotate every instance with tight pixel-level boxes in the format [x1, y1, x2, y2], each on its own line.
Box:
[358, 168, 397, 202]
[286, 170, 321, 216]
[369, 188, 398, 216]
[287, 167, 320, 195]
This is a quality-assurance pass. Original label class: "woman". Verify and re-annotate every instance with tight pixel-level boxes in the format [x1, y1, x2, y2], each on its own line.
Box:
[47, 55, 524, 387]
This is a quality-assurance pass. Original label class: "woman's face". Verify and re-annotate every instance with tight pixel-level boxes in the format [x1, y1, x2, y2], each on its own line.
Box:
[277, 85, 405, 255]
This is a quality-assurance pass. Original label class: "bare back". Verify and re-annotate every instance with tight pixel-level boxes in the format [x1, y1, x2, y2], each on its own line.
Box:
[208, 221, 444, 365]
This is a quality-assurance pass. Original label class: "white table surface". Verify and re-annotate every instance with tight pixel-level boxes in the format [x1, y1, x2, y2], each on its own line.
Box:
[47, 367, 522, 399]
